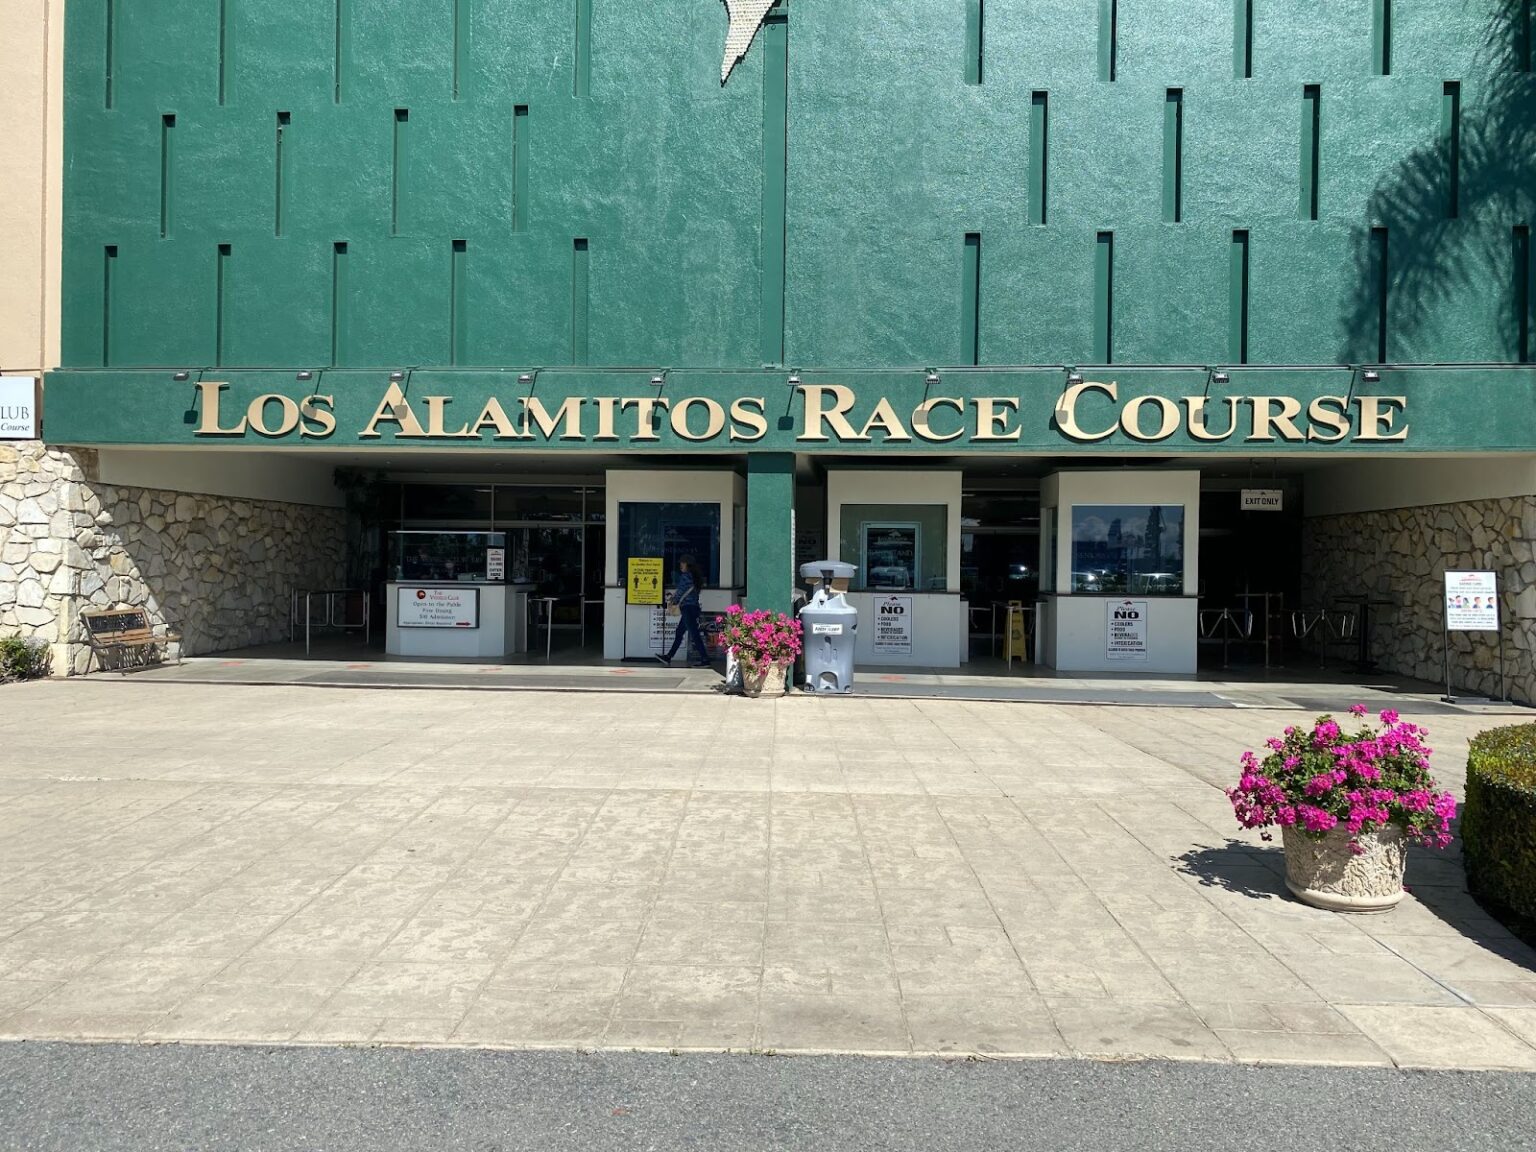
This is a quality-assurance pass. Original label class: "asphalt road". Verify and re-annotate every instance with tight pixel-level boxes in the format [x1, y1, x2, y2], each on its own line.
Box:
[3, 1044, 1536, 1152]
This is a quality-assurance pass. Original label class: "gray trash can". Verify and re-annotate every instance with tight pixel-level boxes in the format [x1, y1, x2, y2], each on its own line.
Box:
[798, 561, 858, 694]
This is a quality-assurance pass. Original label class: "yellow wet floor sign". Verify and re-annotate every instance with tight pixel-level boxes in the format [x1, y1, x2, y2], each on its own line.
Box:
[627, 557, 664, 605]
[1005, 600, 1030, 662]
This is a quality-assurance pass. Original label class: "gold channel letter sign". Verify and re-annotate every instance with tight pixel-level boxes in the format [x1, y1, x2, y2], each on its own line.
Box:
[191, 380, 1409, 447]
[627, 557, 665, 606]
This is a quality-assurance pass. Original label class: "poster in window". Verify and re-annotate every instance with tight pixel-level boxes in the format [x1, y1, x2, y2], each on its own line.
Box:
[861, 523, 920, 590]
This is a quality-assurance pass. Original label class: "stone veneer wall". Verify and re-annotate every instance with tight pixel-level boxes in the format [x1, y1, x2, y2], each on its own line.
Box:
[1302, 496, 1536, 704]
[1, 442, 345, 674]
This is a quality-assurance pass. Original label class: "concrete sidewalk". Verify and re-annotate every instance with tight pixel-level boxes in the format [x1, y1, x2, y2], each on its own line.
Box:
[1, 679, 1535, 1069]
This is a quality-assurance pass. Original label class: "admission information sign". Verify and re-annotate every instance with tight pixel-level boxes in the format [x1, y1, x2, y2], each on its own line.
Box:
[397, 586, 479, 628]
[1106, 600, 1149, 661]
[1444, 571, 1498, 631]
[485, 548, 505, 581]
[872, 595, 913, 655]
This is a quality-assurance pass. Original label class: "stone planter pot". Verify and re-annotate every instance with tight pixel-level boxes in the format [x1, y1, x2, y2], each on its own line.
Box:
[741, 660, 789, 699]
[1281, 823, 1407, 913]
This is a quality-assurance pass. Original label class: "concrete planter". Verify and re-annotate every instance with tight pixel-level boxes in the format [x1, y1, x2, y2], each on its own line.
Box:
[1281, 823, 1407, 913]
[741, 660, 789, 698]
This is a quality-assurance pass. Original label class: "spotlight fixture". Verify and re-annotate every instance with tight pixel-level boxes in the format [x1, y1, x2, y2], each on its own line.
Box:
[924, 370, 941, 387]
[650, 374, 666, 387]
[172, 371, 191, 382]
[1361, 368, 1381, 383]
[787, 372, 802, 387]
[1210, 369, 1230, 385]
[296, 370, 314, 382]
[517, 373, 535, 385]
[388, 370, 405, 383]
[1066, 368, 1084, 386]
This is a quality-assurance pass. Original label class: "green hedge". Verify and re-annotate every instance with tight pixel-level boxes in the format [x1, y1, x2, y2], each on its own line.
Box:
[1462, 724, 1536, 922]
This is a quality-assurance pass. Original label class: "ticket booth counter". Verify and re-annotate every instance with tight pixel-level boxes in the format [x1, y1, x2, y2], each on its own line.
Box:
[1037, 471, 1200, 675]
[827, 470, 966, 668]
[602, 470, 746, 660]
[384, 531, 535, 659]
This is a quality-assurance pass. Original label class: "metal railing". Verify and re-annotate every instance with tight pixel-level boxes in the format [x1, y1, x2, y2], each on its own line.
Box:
[290, 589, 371, 655]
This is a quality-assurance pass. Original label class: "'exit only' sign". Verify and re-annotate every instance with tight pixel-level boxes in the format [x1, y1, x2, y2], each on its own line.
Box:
[1240, 488, 1284, 512]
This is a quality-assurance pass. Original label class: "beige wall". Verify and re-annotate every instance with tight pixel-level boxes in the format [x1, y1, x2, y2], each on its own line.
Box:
[0, 0, 63, 377]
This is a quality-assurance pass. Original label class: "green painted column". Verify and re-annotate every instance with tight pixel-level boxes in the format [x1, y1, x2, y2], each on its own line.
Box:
[745, 452, 795, 614]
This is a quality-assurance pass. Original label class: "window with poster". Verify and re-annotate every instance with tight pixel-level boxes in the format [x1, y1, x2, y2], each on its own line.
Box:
[616, 502, 721, 590]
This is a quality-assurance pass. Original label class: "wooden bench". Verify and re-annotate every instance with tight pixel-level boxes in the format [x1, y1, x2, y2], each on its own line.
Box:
[80, 608, 181, 674]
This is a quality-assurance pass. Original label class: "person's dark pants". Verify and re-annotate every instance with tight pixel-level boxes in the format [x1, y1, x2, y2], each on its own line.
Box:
[666, 603, 709, 663]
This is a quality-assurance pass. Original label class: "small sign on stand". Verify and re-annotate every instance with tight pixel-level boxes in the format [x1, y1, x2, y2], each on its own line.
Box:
[1441, 570, 1504, 703]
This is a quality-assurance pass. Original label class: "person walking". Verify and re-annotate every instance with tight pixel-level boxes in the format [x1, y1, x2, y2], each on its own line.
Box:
[657, 555, 711, 667]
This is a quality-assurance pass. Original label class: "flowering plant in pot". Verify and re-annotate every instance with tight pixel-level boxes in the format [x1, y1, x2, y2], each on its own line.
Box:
[719, 606, 803, 698]
[1227, 706, 1457, 912]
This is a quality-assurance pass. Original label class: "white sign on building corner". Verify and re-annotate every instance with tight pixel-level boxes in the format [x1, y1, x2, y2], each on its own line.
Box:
[0, 377, 39, 440]
[1106, 599, 1149, 661]
[1444, 570, 1499, 632]
[872, 595, 913, 655]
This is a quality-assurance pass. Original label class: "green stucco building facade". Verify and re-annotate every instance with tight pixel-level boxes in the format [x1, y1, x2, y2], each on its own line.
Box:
[7, 0, 1536, 689]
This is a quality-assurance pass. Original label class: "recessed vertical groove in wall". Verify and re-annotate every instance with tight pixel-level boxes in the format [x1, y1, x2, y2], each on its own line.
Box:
[218, 0, 229, 105]
[512, 105, 529, 232]
[1163, 89, 1184, 224]
[1234, 0, 1253, 79]
[159, 114, 175, 239]
[392, 109, 408, 236]
[331, 242, 349, 368]
[1443, 82, 1461, 219]
[571, 239, 590, 365]
[102, 246, 117, 366]
[215, 244, 232, 367]
[1301, 85, 1321, 221]
[333, 0, 345, 103]
[573, 0, 592, 98]
[452, 0, 467, 101]
[1229, 230, 1250, 364]
[451, 240, 468, 366]
[1521, 1, 1533, 72]
[104, 0, 116, 108]
[964, 0, 984, 85]
[275, 112, 290, 237]
[1373, 0, 1392, 76]
[962, 233, 981, 366]
[1094, 232, 1114, 364]
[1515, 226, 1531, 363]
[1372, 227, 1390, 363]
[1029, 92, 1049, 226]
[760, 10, 789, 367]
[1099, 0, 1118, 81]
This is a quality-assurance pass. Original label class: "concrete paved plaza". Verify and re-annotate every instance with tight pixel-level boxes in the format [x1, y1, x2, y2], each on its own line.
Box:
[2, 678, 1535, 1070]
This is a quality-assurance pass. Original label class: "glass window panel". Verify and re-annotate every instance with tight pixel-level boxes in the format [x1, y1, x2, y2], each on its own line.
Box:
[494, 485, 585, 523]
[389, 531, 506, 582]
[617, 502, 721, 588]
[401, 484, 492, 524]
[1070, 505, 1185, 595]
[838, 504, 948, 591]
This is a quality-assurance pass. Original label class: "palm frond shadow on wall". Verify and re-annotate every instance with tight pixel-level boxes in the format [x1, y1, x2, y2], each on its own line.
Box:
[1338, 2, 1536, 364]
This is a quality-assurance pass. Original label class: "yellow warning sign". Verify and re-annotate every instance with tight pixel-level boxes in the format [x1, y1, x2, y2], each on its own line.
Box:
[1005, 600, 1031, 663]
[627, 557, 664, 605]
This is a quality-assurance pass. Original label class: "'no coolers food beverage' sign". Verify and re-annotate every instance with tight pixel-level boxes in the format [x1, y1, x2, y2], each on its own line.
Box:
[1107, 600, 1149, 661]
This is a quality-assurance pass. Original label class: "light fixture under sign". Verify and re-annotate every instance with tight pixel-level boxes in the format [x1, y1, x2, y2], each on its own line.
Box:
[1361, 368, 1381, 383]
